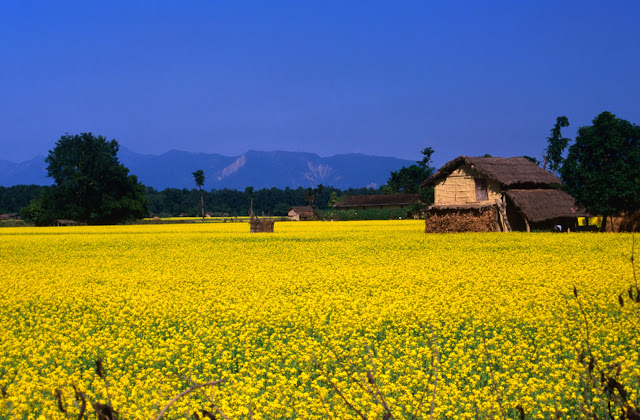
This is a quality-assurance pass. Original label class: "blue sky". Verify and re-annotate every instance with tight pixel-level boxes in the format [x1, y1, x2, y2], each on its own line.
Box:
[1, 1, 639, 169]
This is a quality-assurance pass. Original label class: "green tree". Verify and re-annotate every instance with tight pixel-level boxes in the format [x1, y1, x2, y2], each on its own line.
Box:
[0, 185, 46, 213]
[561, 111, 640, 221]
[417, 147, 434, 169]
[192, 169, 205, 220]
[543, 116, 571, 174]
[245, 186, 255, 217]
[384, 147, 436, 206]
[328, 191, 340, 207]
[304, 184, 324, 209]
[29, 133, 148, 225]
[272, 202, 290, 216]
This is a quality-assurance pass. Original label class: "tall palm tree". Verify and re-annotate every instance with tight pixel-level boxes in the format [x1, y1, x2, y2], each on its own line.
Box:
[192, 169, 205, 220]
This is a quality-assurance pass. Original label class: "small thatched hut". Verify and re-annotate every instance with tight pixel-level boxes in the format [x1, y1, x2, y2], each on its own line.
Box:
[422, 156, 588, 232]
[55, 219, 78, 226]
[333, 194, 421, 210]
[288, 206, 316, 221]
[0, 213, 20, 221]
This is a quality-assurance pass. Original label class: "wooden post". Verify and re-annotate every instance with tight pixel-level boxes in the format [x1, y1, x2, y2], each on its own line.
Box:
[494, 199, 512, 232]
[524, 217, 530, 232]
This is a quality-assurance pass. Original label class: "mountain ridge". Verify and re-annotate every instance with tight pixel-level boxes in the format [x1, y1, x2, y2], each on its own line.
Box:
[0, 148, 414, 190]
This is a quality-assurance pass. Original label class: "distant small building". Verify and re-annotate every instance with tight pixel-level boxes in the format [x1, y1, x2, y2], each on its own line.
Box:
[288, 206, 316, 221]
[0, 213, 20, 221]
[55, 219, 77, 226]
[333, 194, 421, 210]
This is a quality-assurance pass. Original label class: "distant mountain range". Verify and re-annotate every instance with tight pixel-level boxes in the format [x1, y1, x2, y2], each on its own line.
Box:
[0, 148, 414, 190]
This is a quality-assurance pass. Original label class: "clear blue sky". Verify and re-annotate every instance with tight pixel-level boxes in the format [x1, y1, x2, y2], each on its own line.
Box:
[1, 1, 639, 169]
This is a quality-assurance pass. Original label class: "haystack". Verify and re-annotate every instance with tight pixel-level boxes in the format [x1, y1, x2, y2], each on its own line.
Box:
[250, 217, 275, 233]
[424, 205, 497, 233]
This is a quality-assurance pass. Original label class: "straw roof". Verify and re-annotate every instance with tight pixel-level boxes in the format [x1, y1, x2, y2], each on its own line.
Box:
[424, 156, 561, 188]
[334, 194, 420, 208]
[505, 189, 589, 223]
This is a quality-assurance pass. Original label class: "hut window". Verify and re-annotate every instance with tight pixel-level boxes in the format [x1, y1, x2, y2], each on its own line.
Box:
[475, 178, 488, 201]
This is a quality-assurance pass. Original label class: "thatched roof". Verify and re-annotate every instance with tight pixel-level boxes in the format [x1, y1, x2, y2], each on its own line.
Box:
[289, 206, 315, 217]
[505, 189, 589, 223]
[55, 219, 77, 226]
[424, 156, 561, 188]
[334, 194, 420, 208]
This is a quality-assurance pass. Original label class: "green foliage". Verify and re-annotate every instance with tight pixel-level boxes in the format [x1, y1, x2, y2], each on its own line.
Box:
[417, 146, 434, 169]
[561, 112, 640, 217]
[272, 202, 291, 216]
[544, 116, 571, 173]
[304, 184, 323, 208]
[24, 133, 148, 225]
[327, 191, 340, 207]
[385, 165, 430, 194]
[21, 194, 57, 226]
[317, 208, 409, 221]
[192, 169, 205, 189]
[143, 186, 383, 217]
[384, 147, 436, 208]
[0, 185, 46, 213]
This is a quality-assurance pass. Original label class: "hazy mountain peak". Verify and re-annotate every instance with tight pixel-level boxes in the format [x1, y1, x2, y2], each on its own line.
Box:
[0, 149, 413, 189]
[217, 154, 247, 181]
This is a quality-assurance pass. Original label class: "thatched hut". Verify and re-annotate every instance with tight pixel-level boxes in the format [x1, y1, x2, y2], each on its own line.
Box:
[288, 206, 316, 221]
[55, 219, 77, 226]
[422, 156, 588, 232]
[0, 213, 20, 221]
[333, 194, 421, 210]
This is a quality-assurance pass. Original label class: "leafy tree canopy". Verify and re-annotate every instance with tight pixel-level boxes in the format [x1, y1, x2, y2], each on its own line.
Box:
[560, 112, 640, 217]
[543, 116, 571, 173]
[384, 147, 436, 205]
[26, 133, 148, 225]
[192, 169, 205, 189]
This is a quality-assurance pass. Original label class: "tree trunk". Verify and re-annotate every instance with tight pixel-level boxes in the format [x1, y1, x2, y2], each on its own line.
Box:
[200, 188, 204, 220]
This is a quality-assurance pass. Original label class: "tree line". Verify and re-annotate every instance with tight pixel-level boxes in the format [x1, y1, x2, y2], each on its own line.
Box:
[6, 110, 637, 227]
[3, 133, 434, 225]
[0, 183, 385, 219]
[146, 185, 383, 218]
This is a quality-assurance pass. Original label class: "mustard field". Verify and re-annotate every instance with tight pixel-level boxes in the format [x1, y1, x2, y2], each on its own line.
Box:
[0, 221, 638, 419]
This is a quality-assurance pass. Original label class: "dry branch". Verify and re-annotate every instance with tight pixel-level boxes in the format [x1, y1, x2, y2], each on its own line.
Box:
[154, 379, 226, 420]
